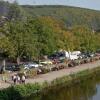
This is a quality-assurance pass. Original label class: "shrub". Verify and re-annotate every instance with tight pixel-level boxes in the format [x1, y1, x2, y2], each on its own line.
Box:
[0, 83, 42, 100]
[0, 86, 22, 100]
[14, 83, 41, 97]
[26, 69, 37, 78]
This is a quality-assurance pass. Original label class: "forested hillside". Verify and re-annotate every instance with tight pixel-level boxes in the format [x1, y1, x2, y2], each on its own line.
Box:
[0, 1, 100, 62]
[0, 1, 100, 30]
[22, 5, 100, 30]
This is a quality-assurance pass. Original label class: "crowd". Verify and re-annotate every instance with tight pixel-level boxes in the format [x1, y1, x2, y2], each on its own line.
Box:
[12, 74, 26, 85]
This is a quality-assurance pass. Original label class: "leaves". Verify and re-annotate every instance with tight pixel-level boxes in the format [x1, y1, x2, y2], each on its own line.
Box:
[0, 7, 100, 60]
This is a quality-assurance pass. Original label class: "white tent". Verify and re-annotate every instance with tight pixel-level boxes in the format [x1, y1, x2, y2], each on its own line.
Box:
[64, 51, 81, 60]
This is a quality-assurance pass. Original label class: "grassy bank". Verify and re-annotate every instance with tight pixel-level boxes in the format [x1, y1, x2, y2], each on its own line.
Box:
[1, 67, 100, 100]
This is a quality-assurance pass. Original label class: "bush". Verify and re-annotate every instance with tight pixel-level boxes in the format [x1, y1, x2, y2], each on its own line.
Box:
[0, 83, 42, 100]
[39, 68, 50, 74]
[14, 83, 41, 97]
[0, 86, 22, 100]
[26, 69, 37, 78]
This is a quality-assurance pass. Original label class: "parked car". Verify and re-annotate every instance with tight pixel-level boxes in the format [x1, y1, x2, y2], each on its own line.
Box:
[48, 52, 65, 60]
[40, 60, 53, 65]
[23, 62, 43, 69]
[81, 52, 95, 58]
[5, 64, 21, 71]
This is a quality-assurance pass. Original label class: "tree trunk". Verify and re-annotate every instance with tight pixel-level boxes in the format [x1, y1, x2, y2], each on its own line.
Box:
[17, 57, 20, 65]
[2, 59, 6, 73]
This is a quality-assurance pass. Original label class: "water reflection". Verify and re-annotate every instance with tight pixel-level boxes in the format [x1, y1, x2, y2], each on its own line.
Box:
[26, 76, 100, 100]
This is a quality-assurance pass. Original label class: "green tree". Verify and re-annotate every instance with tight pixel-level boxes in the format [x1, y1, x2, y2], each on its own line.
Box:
[4, 20, 36, 64]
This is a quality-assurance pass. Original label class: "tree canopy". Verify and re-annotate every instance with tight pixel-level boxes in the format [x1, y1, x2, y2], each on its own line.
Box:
[0, 1, 100, 62]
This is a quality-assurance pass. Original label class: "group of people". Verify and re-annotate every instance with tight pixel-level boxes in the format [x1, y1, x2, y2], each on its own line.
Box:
[12, 74, 26, 85]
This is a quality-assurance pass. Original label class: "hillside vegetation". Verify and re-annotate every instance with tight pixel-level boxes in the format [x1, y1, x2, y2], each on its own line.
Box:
[0, 1, 100, 30]
[22, 5, 100, 30]
[0, 1, 100, 62]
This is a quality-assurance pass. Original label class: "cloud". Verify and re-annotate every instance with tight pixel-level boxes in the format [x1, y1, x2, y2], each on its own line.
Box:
[3, 0, 15, 3]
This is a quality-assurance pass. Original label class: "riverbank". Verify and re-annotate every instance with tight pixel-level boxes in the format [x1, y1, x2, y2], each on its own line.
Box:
[26, 60, 100, 84]
[1, 60, 100, 89]
[1, 61, 100, 100]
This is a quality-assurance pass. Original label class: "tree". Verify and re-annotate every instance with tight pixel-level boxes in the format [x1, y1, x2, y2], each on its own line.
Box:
[0, 36, 15, 72]
[7, 0, 27, 21]
[27, 18, 58, 56]
[3, 20, 36, 64]
[72, 26, 97, 52]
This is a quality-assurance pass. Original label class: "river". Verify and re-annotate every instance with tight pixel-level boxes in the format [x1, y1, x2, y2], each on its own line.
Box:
[26, 74, 100, 100]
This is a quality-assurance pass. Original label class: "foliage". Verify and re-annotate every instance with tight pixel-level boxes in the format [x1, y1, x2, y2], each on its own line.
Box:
[22, 5, 100, 30]
[0, 1, 100, 61]
[0, 36, 15, 58]
[0, 83, 41, 100]
[26, 69, 37, 78]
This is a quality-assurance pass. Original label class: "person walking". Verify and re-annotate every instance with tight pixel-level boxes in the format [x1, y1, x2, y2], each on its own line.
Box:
[22, 75, 25, 84]
[24, 71, 27, 79]
[13, 74, 17, 85]
[17, 75, 21, 84]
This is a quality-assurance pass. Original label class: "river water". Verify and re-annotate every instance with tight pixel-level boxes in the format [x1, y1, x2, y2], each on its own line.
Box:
[26, 75, 100, 100]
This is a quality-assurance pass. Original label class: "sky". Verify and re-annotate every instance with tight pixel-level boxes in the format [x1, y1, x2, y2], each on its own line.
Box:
[4, 0, 100, 10]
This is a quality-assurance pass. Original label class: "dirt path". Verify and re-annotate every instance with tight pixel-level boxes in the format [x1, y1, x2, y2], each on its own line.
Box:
[0, 60, 100, 89]
[26, 60, 100, 84]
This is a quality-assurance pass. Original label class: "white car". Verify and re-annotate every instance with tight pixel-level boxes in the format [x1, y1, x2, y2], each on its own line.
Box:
[24, 62, 43, 69]
[28, 63, 39, 68]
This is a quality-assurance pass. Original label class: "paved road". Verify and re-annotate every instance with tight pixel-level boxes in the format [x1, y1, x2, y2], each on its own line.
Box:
[0, 60, 100, 89]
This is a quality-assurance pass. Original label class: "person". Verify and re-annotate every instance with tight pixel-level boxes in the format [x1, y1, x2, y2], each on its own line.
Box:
[21, 75, 25, 84]
[24, 71, 27, 78]
[2, 74, 7, 82]
[38, 68, 42, 74]
[13, 74, 17, 85]
[4, 74, 7, 83]
[17, 75, 20, 84]
[0, 67, 3, 74]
